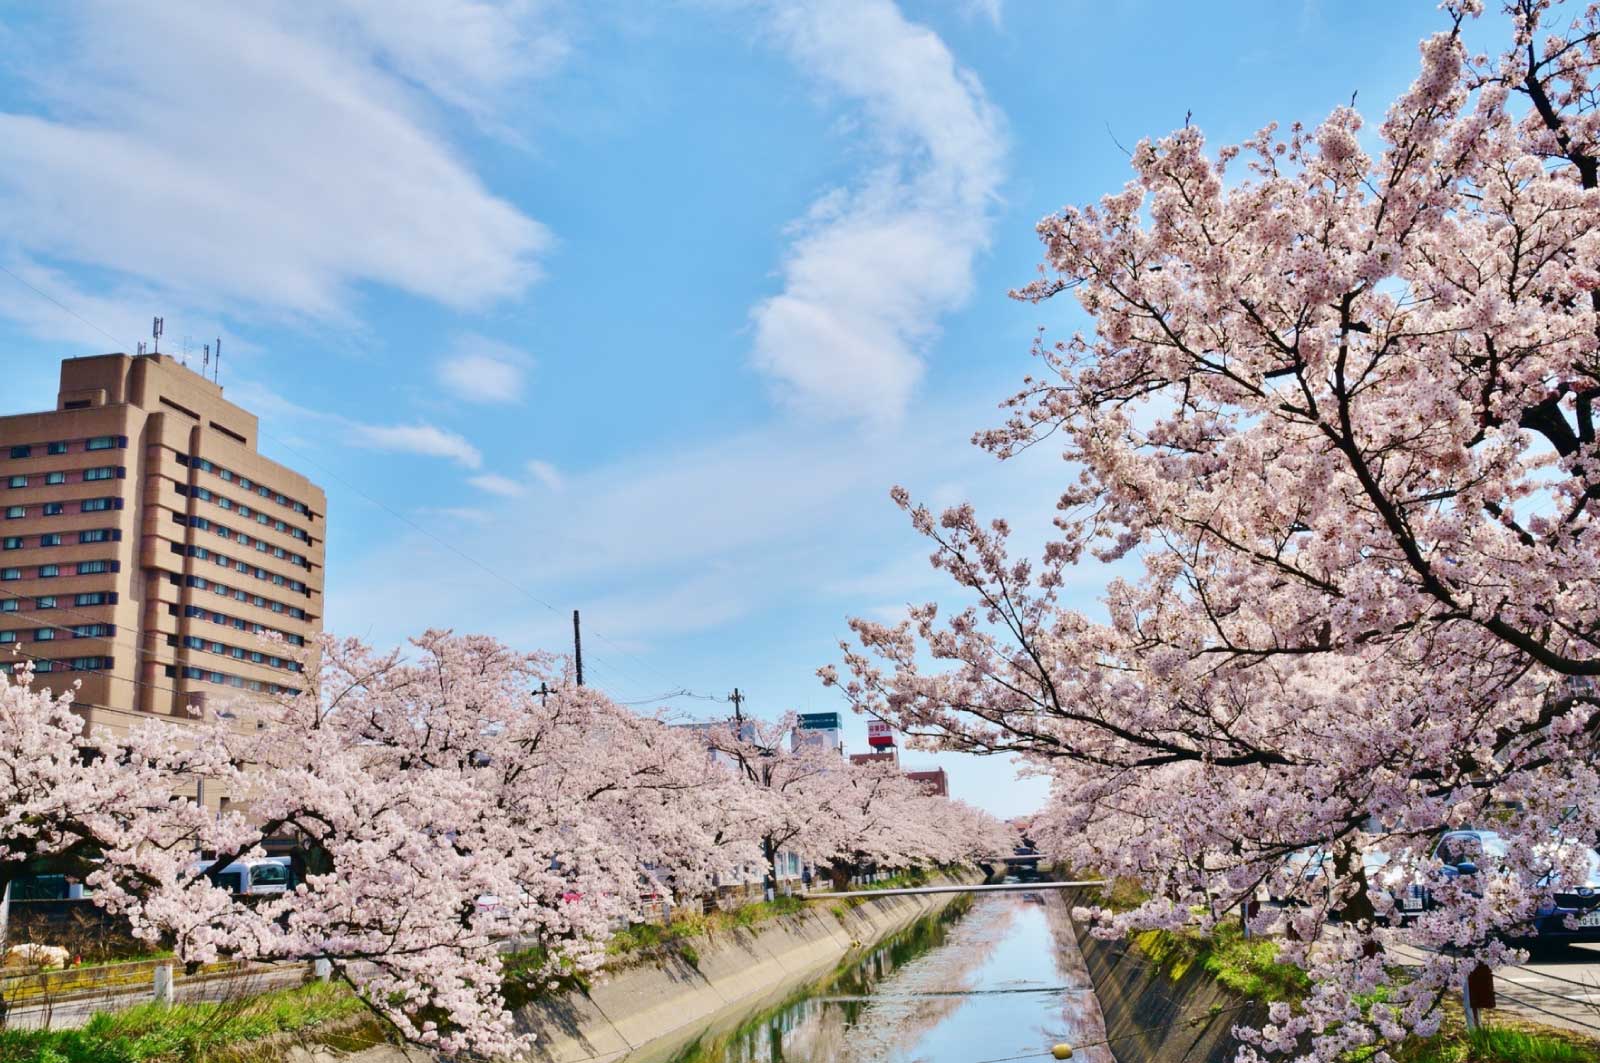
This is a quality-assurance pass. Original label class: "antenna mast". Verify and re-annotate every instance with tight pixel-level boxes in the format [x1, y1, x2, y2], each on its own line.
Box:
[151, 316, 163, 354]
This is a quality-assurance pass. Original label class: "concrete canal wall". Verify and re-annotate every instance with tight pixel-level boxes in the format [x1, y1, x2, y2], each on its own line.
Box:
[517, 873, 980, 1063]
[1063, 891, 1266, 1063]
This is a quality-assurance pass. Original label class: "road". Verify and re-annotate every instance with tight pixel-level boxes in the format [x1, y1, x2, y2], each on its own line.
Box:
[1392, 941, 1600, 1037]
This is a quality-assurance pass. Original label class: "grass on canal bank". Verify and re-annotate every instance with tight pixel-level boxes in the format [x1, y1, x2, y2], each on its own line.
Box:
[502, 893, 816, 994]
[1135, 923, 1311, 1003]
[1343, 1016, 1600, 1062]
[0, 981, 374, 1063]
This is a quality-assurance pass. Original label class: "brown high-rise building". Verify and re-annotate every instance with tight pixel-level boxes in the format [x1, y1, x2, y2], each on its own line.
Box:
[0, 354, 326, 740]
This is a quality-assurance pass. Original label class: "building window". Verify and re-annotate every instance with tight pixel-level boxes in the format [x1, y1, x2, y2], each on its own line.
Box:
[5, 507, 23, 520]
[36, 596, 56, 609]
[46, 442, 67, 455]
[0, 632, 13, 644]
[39, 533, 60, 547]
[9, 446, 30, 459]
[42, 503, 62, 516]
[81, 498, 112, 512]
[78, 529, 109, 544]
[35, 628, 55, 641]
[0, 569, 19, 581]
[74, 592, 114, 606]
[76, 561, 109, 575]
[45, 471, 65, 485]
[83, 467, 116, 482]
[7, 476, 26, 489]
[86, 436, 118, 451]
[0, 600, 16, 613]
[38, 565, 58, 578]
[1, 538, 17, 551]
[73, 624, 111, 638]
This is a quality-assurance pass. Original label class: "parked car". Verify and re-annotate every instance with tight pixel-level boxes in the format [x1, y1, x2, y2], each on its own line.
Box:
[1268, 847, 1331, 905]
[1398, 830, 1600, 946]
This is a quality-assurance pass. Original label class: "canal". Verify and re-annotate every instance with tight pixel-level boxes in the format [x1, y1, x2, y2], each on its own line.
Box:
[637, 889, 1113, 1063]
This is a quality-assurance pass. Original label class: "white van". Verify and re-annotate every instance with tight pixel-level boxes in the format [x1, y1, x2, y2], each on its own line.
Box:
[190, 856, 295, 895]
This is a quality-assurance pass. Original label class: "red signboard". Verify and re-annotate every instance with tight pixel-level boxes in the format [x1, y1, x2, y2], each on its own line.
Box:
[866, 720, 895, 748]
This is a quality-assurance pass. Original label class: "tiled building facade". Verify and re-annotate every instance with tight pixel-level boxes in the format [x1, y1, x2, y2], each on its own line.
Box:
[0, 354, 326, 743]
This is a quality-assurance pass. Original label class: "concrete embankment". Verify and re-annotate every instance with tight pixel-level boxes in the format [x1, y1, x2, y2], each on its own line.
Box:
[1063, 890, 1265, 1063]
[517, 875, 979, 1063]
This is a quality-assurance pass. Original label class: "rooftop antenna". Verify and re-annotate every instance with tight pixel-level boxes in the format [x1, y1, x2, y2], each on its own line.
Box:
[203, 343, 210, 376]
[151, 316, 163, 354]
[214, 337, 222, 384]
[137, 342, 146, 355]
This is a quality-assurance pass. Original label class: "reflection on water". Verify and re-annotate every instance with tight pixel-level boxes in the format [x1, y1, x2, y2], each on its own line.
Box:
[652, 892, 1112, 1063]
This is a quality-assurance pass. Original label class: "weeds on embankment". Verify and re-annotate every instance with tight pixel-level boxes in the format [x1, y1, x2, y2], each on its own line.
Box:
[0, 981, 371, 1063]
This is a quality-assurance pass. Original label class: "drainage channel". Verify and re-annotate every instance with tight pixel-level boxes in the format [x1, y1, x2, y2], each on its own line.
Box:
[637, 889, 1113, 1063]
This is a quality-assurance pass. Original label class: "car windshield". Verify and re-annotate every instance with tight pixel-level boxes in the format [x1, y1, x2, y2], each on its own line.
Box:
[1437, 834, 1507, 865]
[250, 863, 289, 887]
[1543, 849, 1600, 888]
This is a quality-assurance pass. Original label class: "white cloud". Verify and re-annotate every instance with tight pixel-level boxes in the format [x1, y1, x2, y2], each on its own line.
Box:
[468, 473, 527, 497]
[419, 506, 495, 525]
[750, 0, 1006, 422]
[0, 1, 555, 336]
[349, 423, 483, 468]
[435, 335, 533, 405]
[964, 0, 1004, 26]
[526, 459, 565, 492]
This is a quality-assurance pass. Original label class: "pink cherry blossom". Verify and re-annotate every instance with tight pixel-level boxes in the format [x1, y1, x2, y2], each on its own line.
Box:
[830, 3, 1600, 1059]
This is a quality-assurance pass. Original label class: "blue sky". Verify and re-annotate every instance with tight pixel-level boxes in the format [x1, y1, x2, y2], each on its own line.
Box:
[0, 1, 1469, 816]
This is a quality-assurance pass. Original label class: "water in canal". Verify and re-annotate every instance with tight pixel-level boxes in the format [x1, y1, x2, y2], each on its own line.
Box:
[645, 891, 1113, 1063]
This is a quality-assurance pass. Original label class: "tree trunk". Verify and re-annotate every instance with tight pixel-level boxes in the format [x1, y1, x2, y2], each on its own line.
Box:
[762, 836, 778, 902]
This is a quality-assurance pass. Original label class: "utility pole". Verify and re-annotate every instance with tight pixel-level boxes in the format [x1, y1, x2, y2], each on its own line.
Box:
[729, 687, 744, 725]
[534, 681, 551, 706]
[572, 609, 584, 688]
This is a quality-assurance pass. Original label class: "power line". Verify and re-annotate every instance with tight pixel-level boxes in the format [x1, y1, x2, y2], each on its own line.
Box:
[0, 263, 128, 350]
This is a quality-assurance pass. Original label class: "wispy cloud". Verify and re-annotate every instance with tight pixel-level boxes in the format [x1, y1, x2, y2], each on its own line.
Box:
[348, 423, 483, 468]
[468, 473, 527, 497]
[526, 459, 564, 492]
[435, 333, 533, 405]
[749, 0, 1005, 422]
[0, 1, 557, 341]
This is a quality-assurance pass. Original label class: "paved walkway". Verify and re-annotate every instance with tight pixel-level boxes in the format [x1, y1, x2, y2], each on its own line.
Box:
[1391, 942, 1600, 1038]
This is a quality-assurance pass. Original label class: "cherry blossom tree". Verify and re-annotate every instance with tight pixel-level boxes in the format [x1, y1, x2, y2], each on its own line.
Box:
[829, 2, 1600, 1058]
[699, 714, 1008, 894]
[0, 662, 258, 954]
[183, 631, 762, 1056]
[3, 633, 768, 1057]
[700, 714, 846, 898]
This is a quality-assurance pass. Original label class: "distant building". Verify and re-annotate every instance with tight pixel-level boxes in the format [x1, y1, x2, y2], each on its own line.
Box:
[792, 710, 843, 755]
[0, 354, 326, 741]
[865, 719, 896, 750]
[849, 750, 896, 767]
[904, 768, 948, 797]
